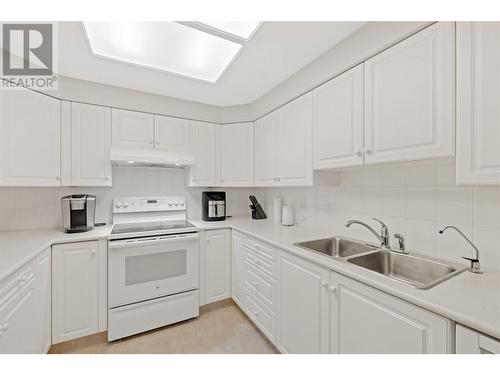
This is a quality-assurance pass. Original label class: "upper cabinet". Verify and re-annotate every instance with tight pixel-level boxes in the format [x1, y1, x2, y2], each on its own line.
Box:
[154, 115, 190, 152]
[456, 22, 500, 185]
[64, 102, 112, 186]
[188, 121, 217, 186]
[313, 64, 364, 169]
[254, 92, 313, 187]
[217, 122, 254, 187]
[0, 88, 61, 186]
[112, 109, 154, 149]
[364, 22, 455, 164]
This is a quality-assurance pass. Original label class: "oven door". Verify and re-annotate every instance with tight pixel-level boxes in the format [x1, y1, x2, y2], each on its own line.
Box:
[108, 232, 199, 308]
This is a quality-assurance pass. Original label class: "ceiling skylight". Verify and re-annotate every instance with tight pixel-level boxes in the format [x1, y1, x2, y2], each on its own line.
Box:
[83, 22, 242, 82]
[197, 21, 261, 40]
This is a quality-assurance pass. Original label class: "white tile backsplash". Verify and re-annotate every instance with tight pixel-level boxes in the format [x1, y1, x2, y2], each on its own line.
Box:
[255, 160, 500, 271]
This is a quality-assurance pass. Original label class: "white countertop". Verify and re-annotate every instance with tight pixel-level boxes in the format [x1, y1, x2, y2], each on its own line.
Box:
[1, 216, 499, 340]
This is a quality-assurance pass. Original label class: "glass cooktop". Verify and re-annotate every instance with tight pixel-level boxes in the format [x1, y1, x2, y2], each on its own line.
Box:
[111, 220, 197, 236]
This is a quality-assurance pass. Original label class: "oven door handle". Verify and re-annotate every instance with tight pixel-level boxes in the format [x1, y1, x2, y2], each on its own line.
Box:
[109, 232, 199, 250]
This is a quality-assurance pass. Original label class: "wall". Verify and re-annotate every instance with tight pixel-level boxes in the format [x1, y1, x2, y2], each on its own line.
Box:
[255, 160, 500, 271]
[0, 167, 253, 231]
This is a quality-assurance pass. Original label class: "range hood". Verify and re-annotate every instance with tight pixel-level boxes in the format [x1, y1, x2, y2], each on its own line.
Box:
[110, 148, 195, 168]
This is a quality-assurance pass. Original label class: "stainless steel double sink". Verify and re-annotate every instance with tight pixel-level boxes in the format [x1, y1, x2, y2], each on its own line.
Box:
[294, 237, 466, 290]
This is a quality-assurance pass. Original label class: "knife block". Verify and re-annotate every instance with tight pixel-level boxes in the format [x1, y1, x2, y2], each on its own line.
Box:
[250, 204, 267, 220]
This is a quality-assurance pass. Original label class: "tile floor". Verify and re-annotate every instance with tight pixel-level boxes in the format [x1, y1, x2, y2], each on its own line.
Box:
[48, 299, 278, 354]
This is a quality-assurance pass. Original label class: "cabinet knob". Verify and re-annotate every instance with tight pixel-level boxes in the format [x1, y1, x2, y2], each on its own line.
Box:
[90, 249, 96, 255]
[355, 150, 363, 157]
[106, 175, 111, 180]
[321, 280, 328, 288]
[18, 275, 28, 285]
[329, 286, 337, 294]
[363, 148, 372, 155]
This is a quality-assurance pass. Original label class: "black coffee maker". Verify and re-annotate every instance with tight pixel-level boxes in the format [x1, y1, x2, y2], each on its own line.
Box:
[202, 192, 226, 221]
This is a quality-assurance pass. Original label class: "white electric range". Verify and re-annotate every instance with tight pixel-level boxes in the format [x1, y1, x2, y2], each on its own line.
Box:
[107, 196, 200, 341]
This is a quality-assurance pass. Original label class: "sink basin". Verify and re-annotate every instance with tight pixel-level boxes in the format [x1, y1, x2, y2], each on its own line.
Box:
[294, 237, 376, 258]
[347, 250, 466, 289]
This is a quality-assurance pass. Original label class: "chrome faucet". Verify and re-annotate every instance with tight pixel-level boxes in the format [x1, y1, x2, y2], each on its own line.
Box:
[438, 226, 482, 274]
[345, 218, 390, 249]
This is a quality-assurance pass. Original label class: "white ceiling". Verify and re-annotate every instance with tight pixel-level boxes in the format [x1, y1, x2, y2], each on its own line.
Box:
[58, 21, 365, 106]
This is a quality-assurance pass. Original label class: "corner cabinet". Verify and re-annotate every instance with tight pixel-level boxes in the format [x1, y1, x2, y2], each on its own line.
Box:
[313, 64, 364, 169]
[364, 22, 455, 164]
[254, 92, 313, 187]
[63, 102, 112, 186]
[202, 229, 231, 305]
[217, 122, 254, 187]
[0, 88, 61, 186]
[329, 271, 452, 354]
[456, 22, 500, 185]
[277, 250, 330, 353]
[188, 121, 217, 187]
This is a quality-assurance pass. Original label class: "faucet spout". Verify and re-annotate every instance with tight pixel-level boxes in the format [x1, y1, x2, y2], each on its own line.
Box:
[438, 226, 482, 274]
[345, 218, 390, 249]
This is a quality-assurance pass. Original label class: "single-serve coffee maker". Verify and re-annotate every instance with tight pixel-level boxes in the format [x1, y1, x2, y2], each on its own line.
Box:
[202, 191, 226, 221]
[61, 194, 96, 233]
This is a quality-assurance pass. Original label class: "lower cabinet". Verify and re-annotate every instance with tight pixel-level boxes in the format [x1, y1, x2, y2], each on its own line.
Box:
[52, 240, 105, 344]
[329, 271, 452, 353]
[0, 248, 51, 354]
[277, 251, 330, 354]
[202, 229, 231, 305]
[231, 230, 245, 306]
[456, 324, 500, 354]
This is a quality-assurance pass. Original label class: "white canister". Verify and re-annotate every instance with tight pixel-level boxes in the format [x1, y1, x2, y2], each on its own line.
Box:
[281, 205, 294, 226]
[273, 198, 282, 224]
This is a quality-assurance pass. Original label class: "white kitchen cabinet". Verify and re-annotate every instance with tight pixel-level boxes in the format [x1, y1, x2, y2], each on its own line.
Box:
[254, 93, 313, 187]
[364, 22, 455, 165]
[277, 250, 330, 353]
[0, 88, 61, 186]
[456, 22, 500, 185]
[231, 231, 245, 307]
[188, 121, 217, 186]
[217, 122, 254, 187]
[52, 241, 100, 344]
[456, 324, 500, 354]
[112, 108, 154, 149]
[69, 102, 112, 186]
[36, 249, 51, 353]
[203, 229, 231, 305]
[330, 271, 452, 354]
[154, 115, 190, 152]
[254, 112, 278, 186]
[313, 64, 364, 169]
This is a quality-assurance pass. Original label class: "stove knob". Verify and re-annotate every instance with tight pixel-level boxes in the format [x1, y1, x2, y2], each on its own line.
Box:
[168, 202, 173, 208]
[123, 201, 129, 208]
[115, 201, 122, 208]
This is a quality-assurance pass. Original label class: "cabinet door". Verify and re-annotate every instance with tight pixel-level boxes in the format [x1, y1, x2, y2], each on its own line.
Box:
[217, 122, 254, 187]
[254, 112, 278, 186]
[204, 229, 231, 304]
[111, 108, 154, 149]
[231, 231, 245, 307]
[276, 92, 313, 186]
[456, 22, 500, 185]
[330, 271, 452, 354]
[189, 121, 217, 186]
[364, 22, 455, 164]
[154, 115, 190, 152]
[52, 241, 99, 344]
[313, 65, 364, 169]
[0, 276, 39, 353]
[278, 251, 330, 353]
[456, 324, 500, 354]
[0, 88, 61, 186]
[71, 103, 112, 186]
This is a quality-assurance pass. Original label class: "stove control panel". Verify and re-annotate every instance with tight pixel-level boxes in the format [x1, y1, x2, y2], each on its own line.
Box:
[113, 196, 186, 213]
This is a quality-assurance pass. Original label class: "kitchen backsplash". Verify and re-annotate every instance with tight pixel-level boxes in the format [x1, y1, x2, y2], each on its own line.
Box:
[255, 160, 500, 271]
[0, 167, 253, 231]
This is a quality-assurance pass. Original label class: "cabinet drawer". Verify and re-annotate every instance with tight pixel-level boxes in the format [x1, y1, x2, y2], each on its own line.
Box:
[244, 246, 277, 279]
[244, 260, 276, 312]
[0, 262, 35, 309]
[245, 237, 276, 261]
[244, 287, 276, 342]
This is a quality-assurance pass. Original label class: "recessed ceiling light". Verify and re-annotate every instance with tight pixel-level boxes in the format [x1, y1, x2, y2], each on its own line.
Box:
[197, 21, 261, 40]
[83, 22, 242, 82]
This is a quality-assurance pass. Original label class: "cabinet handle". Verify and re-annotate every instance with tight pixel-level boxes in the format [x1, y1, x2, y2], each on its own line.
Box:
[321, 280, 328, 288]
[363, 148, 372, 155]
[91, 249, 96, 255]
[329, 286, 337, 294]
[355, 150, 363, 157]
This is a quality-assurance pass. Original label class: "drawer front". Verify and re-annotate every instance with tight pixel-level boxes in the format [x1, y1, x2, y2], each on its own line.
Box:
[0, 261, 35, 309]
[244, 260, 276, 311]
[244, 246, 277, 279]
[244, 287, 276, 342]
[245, 238, 277, 262]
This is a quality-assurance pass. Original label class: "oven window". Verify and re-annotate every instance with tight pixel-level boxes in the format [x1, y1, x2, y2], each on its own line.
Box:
[125, 250, 187, 285]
